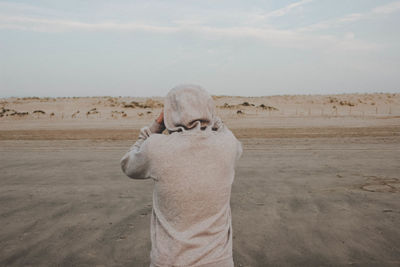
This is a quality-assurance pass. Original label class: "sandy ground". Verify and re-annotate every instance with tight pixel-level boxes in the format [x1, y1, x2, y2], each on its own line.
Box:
[0, 94, 400, 266]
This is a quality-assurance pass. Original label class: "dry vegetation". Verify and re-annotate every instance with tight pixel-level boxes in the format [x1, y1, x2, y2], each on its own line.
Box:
[122, 99, 163, 109]
[219, 102, 279, 113]
[0, 94, 398, 122]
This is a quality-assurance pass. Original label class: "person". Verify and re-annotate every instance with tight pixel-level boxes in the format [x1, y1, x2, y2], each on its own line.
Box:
[120, 84, 242, 267]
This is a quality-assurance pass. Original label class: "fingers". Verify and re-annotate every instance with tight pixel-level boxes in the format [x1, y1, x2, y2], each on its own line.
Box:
[156, 111, 164, 124]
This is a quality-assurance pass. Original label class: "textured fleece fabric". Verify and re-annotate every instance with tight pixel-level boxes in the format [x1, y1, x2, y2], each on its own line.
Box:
[120, 85, 242, 267]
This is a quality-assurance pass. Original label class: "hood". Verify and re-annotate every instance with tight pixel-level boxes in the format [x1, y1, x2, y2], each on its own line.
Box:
[163, 84, 217, 132]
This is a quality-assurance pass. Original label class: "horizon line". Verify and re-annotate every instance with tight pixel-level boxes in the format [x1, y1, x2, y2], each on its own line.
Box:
[1, 91, 398, 99]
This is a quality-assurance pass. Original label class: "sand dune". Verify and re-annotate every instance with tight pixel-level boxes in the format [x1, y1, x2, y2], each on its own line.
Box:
[1, 93, 399, 133]
[1, 93, 399, 121]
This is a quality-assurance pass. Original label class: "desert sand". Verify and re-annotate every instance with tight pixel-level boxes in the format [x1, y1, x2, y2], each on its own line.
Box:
[0, 93, 399, 266]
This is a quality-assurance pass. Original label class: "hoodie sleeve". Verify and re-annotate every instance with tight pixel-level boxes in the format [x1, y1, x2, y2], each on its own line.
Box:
[213, 117, 242, 165]
[235, 139, 243, 164]
[120, 120, 164, 179]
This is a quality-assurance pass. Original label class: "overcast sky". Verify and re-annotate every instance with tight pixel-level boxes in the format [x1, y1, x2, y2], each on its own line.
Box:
[0, 0, 399, 97]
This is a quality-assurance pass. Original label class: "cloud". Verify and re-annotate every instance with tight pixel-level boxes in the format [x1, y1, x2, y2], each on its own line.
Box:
[299, 1, 400, 32]
[0, 14, 378, 52]
[263, 0, 314, 19]
[0, 0, 382, 53]
[245, 0, 314, 24]
[372, 1, 400, 14]
[0, 15, 177, 33]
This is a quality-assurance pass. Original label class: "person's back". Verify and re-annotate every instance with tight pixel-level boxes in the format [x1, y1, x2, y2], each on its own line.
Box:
[121, 85, 242, 266]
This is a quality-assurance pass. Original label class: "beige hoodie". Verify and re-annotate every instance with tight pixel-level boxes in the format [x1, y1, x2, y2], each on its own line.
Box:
[121, 85, 242, 267]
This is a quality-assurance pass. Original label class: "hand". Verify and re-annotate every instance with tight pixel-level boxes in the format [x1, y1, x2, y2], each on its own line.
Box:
[212, 116, 223, 131]
[156, 111, 164, 125]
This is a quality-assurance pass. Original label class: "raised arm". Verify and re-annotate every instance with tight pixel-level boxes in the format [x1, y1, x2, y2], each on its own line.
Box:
[213, 116, 242, 164]
[120, 112, 165, 179]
